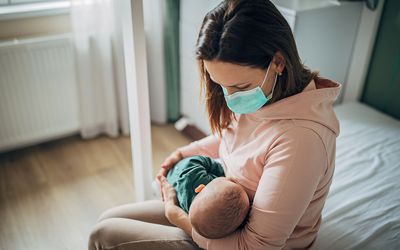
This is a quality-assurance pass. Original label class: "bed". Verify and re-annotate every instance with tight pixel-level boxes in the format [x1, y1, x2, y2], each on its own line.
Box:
[314, 102, 400, 249]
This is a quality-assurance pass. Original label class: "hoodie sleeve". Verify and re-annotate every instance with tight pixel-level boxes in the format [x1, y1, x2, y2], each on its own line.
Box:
[177, 134, 221, 159]
[192, 127, 327, 249]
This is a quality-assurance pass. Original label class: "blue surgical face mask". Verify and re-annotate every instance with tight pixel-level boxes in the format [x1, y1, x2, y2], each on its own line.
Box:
[221, 62, 278, 114]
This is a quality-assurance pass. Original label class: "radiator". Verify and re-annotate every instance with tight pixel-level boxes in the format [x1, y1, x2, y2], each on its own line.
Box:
[0, 34, 80, 153]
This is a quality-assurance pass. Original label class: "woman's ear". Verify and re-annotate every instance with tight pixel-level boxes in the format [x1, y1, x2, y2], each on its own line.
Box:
[272, 51, 286, 75]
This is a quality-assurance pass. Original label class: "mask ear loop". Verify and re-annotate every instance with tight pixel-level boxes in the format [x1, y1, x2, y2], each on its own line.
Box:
[260, 62, 279, 99]
[266, 72, 278, 100]
[259, 63, 271, 89]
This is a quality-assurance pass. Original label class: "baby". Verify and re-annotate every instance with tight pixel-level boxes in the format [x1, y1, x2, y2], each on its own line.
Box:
[165, 156, 250, 239]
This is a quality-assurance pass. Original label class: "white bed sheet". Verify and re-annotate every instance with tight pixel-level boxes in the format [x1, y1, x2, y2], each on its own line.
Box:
[314, 102, 400, 250]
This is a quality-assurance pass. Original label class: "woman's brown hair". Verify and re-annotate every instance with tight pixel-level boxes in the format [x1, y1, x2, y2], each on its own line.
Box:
[195, 0, 318, 136]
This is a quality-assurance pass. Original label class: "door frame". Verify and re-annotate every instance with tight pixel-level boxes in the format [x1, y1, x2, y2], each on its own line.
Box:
[121, 0, 154, 201]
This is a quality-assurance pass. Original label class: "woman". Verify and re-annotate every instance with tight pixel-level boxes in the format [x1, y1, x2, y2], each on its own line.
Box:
[89, 0, 341, 249]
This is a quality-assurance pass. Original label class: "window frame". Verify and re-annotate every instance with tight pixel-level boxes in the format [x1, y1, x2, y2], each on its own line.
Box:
[0, 0, 69, 21]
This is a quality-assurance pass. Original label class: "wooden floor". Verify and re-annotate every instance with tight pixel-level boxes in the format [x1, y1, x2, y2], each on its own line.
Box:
[0, 124, 191, 250]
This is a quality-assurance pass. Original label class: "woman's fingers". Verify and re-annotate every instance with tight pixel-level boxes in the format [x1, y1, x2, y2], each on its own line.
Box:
[161, 151, 183, 169]
[161, 158, 174, 169]
[158, 176, 181, 224]
[157, 175, 173, 202]
[160, 176, 167, 202]
[159, 176, 177, 205]
[156, 165, 172, 201]
[156, 173, 165, 201]
[156, 168, 168, 178]
[157, 150, 183, 201]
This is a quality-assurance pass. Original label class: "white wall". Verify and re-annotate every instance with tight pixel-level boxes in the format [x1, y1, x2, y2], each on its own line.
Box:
[180, 0, 222, 134]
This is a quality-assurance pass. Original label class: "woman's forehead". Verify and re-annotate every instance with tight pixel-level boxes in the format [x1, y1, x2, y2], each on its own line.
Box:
[204, 60, 261, 86]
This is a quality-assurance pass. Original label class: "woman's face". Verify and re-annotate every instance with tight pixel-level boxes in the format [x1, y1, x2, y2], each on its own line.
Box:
[204, 60, 279, 96]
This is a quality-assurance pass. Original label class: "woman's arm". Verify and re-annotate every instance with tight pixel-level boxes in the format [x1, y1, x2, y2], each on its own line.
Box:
[177, 134, 222, 159]
[192, 127, 327, 249]
[167, 210, 193, 236]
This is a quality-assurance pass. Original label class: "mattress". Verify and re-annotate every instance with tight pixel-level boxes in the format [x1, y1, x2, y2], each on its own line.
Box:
[314, 102, 400, 249]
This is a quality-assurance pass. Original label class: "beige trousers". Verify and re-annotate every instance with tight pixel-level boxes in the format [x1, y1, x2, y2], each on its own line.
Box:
[88, 200, 201, 250]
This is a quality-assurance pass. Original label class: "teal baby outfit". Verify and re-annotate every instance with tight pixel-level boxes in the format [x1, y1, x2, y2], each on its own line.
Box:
[167, 156, 225, 213]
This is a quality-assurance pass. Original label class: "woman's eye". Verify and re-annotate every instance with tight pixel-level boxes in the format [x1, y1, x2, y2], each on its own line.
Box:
[236, 84, 251, 90]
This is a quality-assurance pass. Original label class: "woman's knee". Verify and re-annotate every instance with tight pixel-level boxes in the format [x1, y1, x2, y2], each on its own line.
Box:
[97, 207, 117, 222]
[96, 200, 170, 225]
[88, 220, 107, 250]
[88, 219, 120, 250]
[96, 202, 136, 222]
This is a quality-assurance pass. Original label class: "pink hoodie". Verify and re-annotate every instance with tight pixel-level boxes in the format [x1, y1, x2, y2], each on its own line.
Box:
[177, 78, 341, 249]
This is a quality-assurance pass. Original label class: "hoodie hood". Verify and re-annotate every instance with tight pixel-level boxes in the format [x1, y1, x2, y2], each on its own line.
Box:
[246, 77, 341, 136]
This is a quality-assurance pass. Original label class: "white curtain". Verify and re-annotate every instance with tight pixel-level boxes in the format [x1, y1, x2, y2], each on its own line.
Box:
[70, 0, 130, 138]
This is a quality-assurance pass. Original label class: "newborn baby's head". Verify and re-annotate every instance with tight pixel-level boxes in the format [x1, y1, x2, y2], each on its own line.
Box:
[189, 177, 250, 239]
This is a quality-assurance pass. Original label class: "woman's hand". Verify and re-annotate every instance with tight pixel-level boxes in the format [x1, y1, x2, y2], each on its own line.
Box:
[158, 175, 192, 236]
[157, 175, 180, 219]
[159, 150, 183, 175]
[156, 150, 183, 200]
